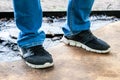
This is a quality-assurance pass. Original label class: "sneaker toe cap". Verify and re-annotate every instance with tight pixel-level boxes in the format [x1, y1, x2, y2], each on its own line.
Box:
[86, 39, 110, 50]
[24, 55, 53, 65]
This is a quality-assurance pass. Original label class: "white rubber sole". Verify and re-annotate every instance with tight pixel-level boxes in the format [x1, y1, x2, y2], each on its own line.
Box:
[61, 36, 110, 53]
[19, 48, 54, 69]
[25, 62, 54, 69]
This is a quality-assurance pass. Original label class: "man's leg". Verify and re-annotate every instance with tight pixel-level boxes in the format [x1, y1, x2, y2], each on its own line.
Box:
[63, 0, 94, 35]
[13, 0, 44, 48]
[13, 0, 53, 68]
[62, 0, 110, 53]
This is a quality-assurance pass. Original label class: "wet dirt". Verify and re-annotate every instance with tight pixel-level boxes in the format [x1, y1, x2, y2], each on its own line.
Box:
[0, 15, 120, 62]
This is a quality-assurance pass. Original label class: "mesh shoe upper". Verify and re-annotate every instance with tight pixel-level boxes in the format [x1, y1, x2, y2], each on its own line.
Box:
[65, 30, 110, 50]
[20, 45, 53, 65]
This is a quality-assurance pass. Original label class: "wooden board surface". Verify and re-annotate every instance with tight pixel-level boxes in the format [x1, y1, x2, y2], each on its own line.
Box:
[0, 21, 120, 80]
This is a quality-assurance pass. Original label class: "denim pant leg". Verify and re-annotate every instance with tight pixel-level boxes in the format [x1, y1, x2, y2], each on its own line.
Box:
[13, 0, 45, 48]
[63, 0, 94, 36]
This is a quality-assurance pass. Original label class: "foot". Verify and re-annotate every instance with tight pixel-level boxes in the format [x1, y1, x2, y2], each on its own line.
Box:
[62, 30, 110, 53]
[20, 45, 54, 68]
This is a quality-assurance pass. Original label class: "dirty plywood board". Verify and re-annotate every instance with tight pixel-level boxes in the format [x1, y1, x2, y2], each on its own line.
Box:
[0, 21, 120, 80]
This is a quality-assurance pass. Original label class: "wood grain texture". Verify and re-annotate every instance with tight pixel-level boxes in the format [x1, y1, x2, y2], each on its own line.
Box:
[0, 21, 120, 80]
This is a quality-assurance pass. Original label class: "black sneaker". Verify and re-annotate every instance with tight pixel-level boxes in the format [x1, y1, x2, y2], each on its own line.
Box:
[62, 30, 110, 53]
[20, 45, 54, 68]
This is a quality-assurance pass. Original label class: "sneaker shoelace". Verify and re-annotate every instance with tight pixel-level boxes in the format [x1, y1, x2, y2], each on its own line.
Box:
[30, 45, 48, 56]
[23, 45, 47, 58]
[78, 30, 97, 44]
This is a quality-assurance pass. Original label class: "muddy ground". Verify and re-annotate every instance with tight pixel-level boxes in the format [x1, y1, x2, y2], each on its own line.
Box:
[0, 16, 120, 62]
[0, 0, 120, 12]
[0, 0, 120, 62]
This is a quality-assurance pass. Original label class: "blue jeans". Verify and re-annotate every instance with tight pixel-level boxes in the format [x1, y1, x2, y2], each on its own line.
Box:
[13, 0, 94, 48]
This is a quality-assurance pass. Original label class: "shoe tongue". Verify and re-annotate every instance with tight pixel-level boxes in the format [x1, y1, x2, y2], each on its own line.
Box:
[30, 45, 41, 51]
[78, 30, 91, 37]
[30, 45, 45, 55]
